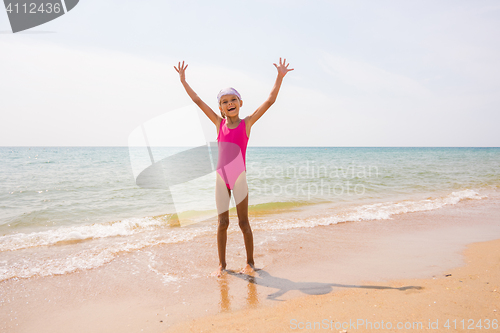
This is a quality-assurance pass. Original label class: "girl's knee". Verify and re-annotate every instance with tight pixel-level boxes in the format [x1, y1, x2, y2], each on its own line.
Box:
[218, 216, 229, 230]
[238, 219, 251, 233]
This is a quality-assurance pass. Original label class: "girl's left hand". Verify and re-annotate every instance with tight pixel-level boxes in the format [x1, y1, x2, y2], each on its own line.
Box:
[274, 58, 294, 78]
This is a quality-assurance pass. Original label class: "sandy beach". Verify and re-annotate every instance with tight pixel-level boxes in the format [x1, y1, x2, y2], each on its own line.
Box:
[1, 191, 500, 333]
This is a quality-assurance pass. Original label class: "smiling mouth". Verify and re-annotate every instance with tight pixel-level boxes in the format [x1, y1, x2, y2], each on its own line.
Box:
[228, 107, 236, 112]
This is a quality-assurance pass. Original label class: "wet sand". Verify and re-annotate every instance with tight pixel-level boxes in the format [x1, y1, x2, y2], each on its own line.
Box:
[166, 238, 500, 332]
[1, 192, 500, 333]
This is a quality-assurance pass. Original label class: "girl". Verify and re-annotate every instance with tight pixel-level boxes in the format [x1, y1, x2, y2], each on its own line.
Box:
[174, 58, 293, 277]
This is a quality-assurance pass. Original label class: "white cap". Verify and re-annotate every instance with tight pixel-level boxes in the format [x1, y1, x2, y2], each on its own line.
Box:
[217, 87, 241, 104]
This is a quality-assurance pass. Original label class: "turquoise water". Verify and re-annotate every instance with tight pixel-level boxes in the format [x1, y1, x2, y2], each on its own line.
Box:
[248, 147, 500, 201]
[0, 147, 499, 280]
[1, 147, 173, 231]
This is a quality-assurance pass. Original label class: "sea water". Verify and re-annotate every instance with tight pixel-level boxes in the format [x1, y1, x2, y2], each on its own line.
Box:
[1, 147, 499, 281]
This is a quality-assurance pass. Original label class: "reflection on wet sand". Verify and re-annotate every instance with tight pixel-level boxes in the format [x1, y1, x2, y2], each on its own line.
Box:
[246, 276, 259, 308]
[218, 274, 231, 312]
[218, 271, 260, 312]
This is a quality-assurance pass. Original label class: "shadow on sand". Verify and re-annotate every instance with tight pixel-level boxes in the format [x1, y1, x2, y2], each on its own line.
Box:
[228, 269, 422, 301]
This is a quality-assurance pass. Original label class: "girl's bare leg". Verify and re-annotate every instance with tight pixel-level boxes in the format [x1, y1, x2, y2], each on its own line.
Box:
[214, 210, 229, 277]
[213, 174, 231, 277]
[236, 194, 254, 274]
[234, 172, 254, 274]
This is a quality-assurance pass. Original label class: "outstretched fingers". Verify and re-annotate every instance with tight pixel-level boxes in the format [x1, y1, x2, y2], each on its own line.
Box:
[174, 61, 188, 72]
[282, 58, 293, 69]
[274, 57, 294, 76]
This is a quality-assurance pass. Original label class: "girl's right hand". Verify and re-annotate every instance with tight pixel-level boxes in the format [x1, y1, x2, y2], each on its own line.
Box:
[174, 61, 188, 82]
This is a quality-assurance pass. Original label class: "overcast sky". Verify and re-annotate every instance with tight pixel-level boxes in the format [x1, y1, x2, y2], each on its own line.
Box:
[1, 0, 499, 147]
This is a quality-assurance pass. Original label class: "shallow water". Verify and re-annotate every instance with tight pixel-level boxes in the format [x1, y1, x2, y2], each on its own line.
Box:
[1, 147, 499, 281]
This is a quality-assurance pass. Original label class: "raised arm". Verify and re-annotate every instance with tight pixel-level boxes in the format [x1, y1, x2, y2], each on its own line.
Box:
[246, 58, 294, 128]
[174, 61, 222, 126]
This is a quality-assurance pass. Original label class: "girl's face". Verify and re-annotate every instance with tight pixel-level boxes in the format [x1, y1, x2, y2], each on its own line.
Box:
[219, 94, 243, 118]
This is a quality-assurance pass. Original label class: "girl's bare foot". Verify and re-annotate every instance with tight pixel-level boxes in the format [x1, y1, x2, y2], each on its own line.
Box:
[240, 263, 255, 275]
[211, 265, 226, 277]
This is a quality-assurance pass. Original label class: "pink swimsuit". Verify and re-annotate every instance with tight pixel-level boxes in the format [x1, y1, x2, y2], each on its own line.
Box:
[216, 119, 249, 190]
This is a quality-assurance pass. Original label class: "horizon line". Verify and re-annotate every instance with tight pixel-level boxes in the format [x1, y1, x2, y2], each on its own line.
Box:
[1, 146, 499, 149]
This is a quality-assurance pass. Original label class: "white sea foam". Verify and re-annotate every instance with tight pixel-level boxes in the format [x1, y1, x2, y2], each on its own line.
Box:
[0, 189, 486, 281]
[1, 189, 485, 254]
[0, 228, 204, 281]
[0, 216, 172, 252]
[257, 189, 486, 230]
